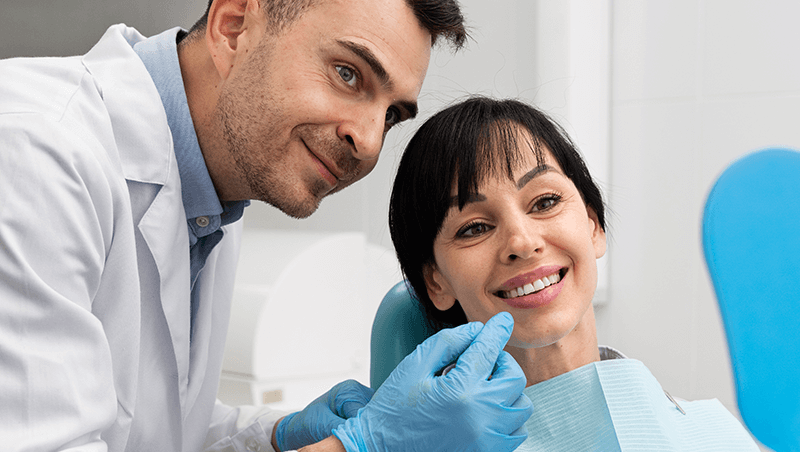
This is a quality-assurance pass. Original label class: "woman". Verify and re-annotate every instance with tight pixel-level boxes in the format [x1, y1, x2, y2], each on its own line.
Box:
[388, 97, 759, 451]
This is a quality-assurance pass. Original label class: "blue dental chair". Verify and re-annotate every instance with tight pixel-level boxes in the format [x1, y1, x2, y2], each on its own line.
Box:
[369, 281, 433, 389]
[702, 148, 800, 451]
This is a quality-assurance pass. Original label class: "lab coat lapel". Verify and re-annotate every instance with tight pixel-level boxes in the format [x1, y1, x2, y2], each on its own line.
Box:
[83, 24, 193, 419]
[137, 165, 192, 413]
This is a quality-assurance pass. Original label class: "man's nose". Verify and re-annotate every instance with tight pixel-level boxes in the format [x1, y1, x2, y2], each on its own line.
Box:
[337, 107, 385, 161]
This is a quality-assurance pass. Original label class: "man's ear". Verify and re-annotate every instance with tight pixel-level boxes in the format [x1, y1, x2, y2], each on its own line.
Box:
[587, 205, 607, 259]
[423, 263, 457, 311]
[205, 0, 265, 80]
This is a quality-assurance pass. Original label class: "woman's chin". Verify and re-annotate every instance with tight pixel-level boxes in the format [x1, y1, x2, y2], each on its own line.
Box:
[506, 333, 563, 350]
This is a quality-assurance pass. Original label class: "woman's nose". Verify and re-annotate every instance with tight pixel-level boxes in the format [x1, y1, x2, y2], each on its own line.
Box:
[337, 108, 385, 161]
[500, 220, 543, 264]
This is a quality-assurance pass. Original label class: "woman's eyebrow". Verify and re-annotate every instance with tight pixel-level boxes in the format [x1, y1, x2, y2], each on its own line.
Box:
[516, 164, 559, 190]
[448, 193, 486, 208]
[446, 164, 561, 208]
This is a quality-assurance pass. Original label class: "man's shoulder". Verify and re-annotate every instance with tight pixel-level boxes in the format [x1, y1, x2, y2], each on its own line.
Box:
[0, 24, 154, 122]
[0, 54, 93, 120]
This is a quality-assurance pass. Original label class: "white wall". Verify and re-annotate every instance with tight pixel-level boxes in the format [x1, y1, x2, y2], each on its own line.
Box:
[597, 2, 800, 450]
[0, 0, 205, 59]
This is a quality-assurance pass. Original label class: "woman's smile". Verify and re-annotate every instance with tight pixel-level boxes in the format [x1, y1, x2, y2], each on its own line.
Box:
[498, 268, 566, 308]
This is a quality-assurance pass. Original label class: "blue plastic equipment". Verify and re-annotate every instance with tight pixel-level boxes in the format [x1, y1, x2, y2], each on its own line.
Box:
[702, 148, 800, 451]
[369, 281, 435, 389]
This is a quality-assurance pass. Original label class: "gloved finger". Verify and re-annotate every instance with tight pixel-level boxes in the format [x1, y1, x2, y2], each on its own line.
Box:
[510, 422, 529, 439]
[489, 351, 528, 405]
[329, 379, 374, 418]
[451, 312, 514, 380]
[472, 429, 528, 452]
[300, 403, 348, 446]
[482, 393, 534, 438]
[507, 393, 534, 432]
[397, 320, 483, 379]
[506, 422, 530, 449]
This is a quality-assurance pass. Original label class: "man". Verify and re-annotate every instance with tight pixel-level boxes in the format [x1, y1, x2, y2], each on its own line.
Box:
[0, 0, 532, 451]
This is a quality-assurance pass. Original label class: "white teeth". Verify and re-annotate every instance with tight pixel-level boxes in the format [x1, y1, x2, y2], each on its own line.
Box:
[502, 272, 562, 299]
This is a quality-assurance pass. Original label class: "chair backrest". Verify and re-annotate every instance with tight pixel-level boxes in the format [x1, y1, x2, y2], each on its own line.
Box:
[369, 281, 435, 389]
[702, 148, 800, 451]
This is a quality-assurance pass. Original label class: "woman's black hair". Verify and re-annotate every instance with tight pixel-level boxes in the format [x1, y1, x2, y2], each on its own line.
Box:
[389, 96, 606, 332]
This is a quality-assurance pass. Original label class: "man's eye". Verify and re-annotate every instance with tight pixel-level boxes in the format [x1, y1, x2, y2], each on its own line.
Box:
[385, 107, 401, 128]
[336, 65, 357, 86]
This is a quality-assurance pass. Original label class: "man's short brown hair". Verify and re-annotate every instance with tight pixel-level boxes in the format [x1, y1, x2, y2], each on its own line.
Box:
[186, 0, 467, 50]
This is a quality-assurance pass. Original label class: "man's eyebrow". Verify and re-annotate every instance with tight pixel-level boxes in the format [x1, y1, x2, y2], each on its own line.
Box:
[336, 39, 418, 119]
[516, 164, 559, 190]
[337, 39, 390, 87]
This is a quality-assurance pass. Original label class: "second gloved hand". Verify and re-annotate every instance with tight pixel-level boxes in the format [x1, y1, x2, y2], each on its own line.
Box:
[333, 312, 533, 452]
[274, 379, 374, 451]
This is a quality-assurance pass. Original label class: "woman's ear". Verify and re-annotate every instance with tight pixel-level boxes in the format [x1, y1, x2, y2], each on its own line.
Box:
[205, 0, 265, 80]
[423, 264, 457, 311]
[586, 206, 607, 259]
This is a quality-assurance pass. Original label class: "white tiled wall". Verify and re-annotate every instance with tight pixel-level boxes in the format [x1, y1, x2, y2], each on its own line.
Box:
[596, 2, 800, 450]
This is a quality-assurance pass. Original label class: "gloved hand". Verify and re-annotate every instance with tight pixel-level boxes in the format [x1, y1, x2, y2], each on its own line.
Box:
[274, 379, 374, 451]
[333, 312, 532, 452]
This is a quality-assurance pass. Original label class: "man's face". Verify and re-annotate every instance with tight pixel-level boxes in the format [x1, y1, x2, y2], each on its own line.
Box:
[214, 0, 432, 218]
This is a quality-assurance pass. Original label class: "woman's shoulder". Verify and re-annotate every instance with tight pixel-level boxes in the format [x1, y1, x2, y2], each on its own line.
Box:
[598, 345, 627, 360]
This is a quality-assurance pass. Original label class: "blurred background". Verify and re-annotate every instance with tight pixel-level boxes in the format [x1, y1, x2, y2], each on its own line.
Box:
[4, 1, 798, 449]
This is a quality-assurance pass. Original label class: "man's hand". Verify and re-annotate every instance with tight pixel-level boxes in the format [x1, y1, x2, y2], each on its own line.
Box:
[273, 380, 373, 451]
[332, 312, 533, 452]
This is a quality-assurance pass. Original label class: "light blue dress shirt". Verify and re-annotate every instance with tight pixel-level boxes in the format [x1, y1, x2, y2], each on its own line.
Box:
[133, 28, 249, 336]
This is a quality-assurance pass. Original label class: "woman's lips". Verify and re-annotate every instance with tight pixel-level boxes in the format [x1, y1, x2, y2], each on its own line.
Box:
[498, 266, 566, 309]
[500, 265, 564, 291]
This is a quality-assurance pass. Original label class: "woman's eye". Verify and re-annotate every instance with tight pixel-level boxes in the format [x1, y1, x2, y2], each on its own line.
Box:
[458, 222, 492, 238]
[385, 107, 401, 128]
[336, 65, 357, 86]
[532, 195, 561, 212]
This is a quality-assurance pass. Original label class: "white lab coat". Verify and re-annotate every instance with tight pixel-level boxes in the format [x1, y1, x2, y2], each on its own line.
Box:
[0, 25, 283, 451]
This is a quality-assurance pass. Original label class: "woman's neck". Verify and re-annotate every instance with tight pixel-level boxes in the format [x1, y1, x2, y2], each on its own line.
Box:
[507, 306, 601, 386]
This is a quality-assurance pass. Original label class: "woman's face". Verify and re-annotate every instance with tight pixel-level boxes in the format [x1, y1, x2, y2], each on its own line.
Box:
[425, 134, 606, 348]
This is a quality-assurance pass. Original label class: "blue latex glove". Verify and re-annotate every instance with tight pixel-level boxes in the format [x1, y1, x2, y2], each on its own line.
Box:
[333, 312, 532, 452]
[275, 379, 374, 451]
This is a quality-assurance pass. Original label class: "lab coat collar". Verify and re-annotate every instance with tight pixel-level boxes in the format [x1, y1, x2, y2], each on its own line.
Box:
[82, 24, 174, 186]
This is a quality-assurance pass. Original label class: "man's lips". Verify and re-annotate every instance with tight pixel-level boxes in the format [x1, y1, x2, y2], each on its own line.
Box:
[305, 141, 341, 187]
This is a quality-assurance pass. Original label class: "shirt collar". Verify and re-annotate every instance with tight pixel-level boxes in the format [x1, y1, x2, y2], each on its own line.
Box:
[132, 27, 248, 237]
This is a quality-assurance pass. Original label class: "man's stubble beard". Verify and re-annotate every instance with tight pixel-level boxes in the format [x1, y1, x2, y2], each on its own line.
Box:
[214, 42, 323, 219]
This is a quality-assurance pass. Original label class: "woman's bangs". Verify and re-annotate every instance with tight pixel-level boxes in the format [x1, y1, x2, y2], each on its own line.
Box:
[455, 121, 545, 209]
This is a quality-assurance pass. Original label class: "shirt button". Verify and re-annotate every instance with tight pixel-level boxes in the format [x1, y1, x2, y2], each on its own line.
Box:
[245, 438, 261, 451]
[195, 216, 210, 228]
